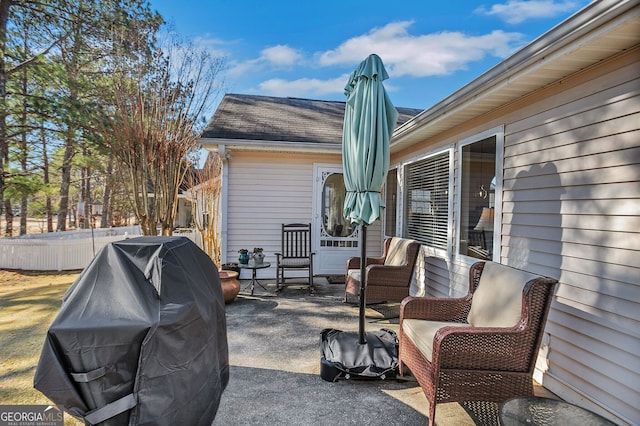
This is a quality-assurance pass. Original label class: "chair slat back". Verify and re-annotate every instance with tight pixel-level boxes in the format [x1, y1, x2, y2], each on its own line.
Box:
[282, 223, 312, 259]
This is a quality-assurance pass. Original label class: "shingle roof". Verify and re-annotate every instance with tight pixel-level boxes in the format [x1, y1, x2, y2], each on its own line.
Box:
[201, 94, 422, 144]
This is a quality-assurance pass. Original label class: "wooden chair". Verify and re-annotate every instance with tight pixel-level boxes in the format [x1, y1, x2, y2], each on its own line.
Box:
[275, 223, 315, 293]
[398, 261, 557, 426]
[344, 237, 421, 304]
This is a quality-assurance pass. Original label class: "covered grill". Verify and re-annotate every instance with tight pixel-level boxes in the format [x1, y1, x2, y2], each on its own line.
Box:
[34, 236, 228, 425]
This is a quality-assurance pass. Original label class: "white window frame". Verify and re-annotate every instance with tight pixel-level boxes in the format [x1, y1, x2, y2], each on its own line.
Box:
[383, 163, 404, 238]
[400, 148, 454, 257]
[456, 125, 504, 262]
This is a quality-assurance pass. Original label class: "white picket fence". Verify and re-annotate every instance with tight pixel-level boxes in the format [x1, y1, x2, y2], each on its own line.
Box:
[0, 226, 201, 271]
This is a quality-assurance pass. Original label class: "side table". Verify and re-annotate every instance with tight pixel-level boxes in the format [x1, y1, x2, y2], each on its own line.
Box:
[239, 261, 271, 295]
[499, 396, 617, 426]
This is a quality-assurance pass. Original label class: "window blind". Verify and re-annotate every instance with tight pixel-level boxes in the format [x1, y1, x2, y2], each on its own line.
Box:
[404, 152, 449, 249]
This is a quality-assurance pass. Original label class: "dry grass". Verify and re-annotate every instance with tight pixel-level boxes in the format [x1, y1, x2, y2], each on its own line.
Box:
[0, 217, 50, 235]
[0, 269, 83, 425]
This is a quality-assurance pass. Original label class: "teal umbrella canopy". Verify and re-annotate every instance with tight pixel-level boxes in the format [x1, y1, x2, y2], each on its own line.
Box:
[342, 54, 399, 226]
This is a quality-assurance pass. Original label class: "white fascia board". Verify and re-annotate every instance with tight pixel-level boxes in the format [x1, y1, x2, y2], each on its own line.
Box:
[198, 137, 341, 155]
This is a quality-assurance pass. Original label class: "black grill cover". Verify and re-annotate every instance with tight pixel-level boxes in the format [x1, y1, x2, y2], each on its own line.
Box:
[34, 236, 229, 425]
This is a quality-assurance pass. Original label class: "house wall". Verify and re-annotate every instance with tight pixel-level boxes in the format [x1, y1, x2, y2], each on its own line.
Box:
[175, 197, 192, 228]
[223, 150, 383, 280]
[391, 47, 640, 425]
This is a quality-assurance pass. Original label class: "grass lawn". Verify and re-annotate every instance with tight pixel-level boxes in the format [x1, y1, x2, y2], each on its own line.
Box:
[0, 269, 83, 425]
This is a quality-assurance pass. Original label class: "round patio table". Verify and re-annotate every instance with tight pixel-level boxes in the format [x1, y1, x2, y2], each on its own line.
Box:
[498, 396, 617, 426]
[240, 261, 271, 295]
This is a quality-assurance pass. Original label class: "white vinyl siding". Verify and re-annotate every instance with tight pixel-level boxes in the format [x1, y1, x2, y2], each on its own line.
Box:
[224, 151, 383, 279]
[225, 152, 315, 278]
[500, 54, 640, 423]
[392, 49, 640, 424]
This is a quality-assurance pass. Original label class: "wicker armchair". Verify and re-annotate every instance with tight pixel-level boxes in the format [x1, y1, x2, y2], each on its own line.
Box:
[398, 261, 557, 426]
[344, 237, 420, 304]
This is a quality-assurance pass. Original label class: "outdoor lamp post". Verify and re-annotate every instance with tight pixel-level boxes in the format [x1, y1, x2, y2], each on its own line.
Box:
[89, 201, 104, 256]
[91, 201, 103, 229]
[92, 201, 103, 217]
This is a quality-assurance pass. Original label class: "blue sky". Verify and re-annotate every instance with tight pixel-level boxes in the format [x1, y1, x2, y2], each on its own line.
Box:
[149, 0, 591, 111]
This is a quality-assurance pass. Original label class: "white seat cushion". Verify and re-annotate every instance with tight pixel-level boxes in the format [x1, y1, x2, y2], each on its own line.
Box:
[384, 238, 416, 266]
[279, 258, 310, 267]
[347, 269, 361, 283]
[402, 319, 467, 362]
[467, 262, 538, 328]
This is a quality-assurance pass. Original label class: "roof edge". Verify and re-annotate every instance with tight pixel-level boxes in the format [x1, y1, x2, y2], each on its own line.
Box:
[391, 0, 639, 149]
[198, 138, 342, 155]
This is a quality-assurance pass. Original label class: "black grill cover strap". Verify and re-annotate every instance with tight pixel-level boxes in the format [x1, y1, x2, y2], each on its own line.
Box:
[84, 393, 137, 425]
[70, 364, 115, 383]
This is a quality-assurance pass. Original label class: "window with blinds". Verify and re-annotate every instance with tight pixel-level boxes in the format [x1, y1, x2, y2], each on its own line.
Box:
[404, 151, 450, 250]
[384, 168, 398, 236]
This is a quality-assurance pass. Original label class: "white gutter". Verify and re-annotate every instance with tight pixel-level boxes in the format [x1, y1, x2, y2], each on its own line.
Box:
[198, 137, 342, 155]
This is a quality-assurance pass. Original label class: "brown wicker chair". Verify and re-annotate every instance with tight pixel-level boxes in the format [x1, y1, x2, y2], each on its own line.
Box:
[398, 261, 557, 426]
[344, 237, 420, 304]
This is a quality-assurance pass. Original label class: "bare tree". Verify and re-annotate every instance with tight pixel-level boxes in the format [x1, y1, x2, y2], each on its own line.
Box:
[102, 35, 224, 235]
[188, 153, 222, 265]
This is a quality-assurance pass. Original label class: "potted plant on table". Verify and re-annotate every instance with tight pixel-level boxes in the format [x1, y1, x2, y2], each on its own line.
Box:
[238, 248, 250, 264]
[252, 247, 265, 264]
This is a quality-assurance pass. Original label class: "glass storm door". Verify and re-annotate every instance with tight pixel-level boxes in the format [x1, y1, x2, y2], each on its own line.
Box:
[312, 164, 359, 275]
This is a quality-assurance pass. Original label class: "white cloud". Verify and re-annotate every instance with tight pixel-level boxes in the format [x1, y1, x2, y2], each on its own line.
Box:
[258, 74, 350, 97]
[259, 45, 303, 67]
[319, 21, 524, 77]
[475, 0, 582, 24]
[232, 19, 532, 99]
[227, 44, 303, 78]
[227, 59, 257, 77]
[192, 35, 231, 58]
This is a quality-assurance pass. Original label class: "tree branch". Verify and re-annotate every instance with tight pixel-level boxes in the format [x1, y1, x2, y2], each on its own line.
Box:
[7, 31, 71, 75]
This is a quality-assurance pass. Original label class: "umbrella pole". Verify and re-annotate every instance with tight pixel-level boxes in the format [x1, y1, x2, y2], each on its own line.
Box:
[358, 224, 367, 344]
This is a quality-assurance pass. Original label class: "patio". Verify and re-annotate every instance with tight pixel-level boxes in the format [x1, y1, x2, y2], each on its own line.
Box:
[215, 277, 557, 426]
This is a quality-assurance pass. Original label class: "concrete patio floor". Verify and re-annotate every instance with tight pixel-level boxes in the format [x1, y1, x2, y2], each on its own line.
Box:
[213, 277, 557, 426]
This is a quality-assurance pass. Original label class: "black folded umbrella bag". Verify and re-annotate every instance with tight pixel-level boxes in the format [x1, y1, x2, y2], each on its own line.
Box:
[34, 236, 229, 425]
[320, 328, 398, 382]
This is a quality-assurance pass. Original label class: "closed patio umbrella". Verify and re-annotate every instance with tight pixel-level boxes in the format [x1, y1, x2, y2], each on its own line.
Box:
[320, 54, 399, 383]
[342, 54, 398, 343]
